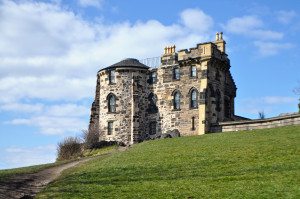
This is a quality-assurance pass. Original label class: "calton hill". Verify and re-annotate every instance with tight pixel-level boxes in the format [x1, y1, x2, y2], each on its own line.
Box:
[0, 1, 300, 199]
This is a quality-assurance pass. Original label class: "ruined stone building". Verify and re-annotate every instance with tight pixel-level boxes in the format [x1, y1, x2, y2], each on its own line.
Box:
[89, 32, 243, 144]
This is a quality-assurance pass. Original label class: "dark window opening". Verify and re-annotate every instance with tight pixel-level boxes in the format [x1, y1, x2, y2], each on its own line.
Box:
[150, 72, 157, 84]
[191, 66, 197, 77]
[108, 94, 116, 112]
[107, 121, 113, 135]
[190, 90, 198, 108]
[173, 68, 180, 80]
[147, 93, 158, 113]
[173, 92, 180, 110]
[109, 70, 116, 84]
[149, 121, 157, 135]
[192, 117, 195, 130]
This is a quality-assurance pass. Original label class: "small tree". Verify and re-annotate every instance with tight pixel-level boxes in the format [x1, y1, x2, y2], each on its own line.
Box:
[82, 123, 100, 149]
[258, 111, 265, 119]
[293, 82, 300, 113]
[57, 136, 82, 161]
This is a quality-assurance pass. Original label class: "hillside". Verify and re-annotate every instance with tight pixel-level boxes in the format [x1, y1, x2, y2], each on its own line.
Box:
[37, 126, 300, 198]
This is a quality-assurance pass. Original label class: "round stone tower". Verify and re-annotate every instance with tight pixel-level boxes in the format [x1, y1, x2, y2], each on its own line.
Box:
[96, 58, 150, 145]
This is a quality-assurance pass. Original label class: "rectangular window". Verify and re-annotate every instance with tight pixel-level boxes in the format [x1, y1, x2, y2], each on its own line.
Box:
[109, 70, 115, 84]
[192, 117, 195, 130]
[149, 122, 157, 135]
[191, 66, 197, 77]
[151, 72, 157, 84]
[107, 121, 113, 135]
[173, 68, 180, 80]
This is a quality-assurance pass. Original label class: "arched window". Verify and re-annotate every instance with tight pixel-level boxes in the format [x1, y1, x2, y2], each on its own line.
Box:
[147, 93, 158, 113]
[190, 90, 197, 108]
[173, 91, 180, 110]
[108, 94, 116, 112]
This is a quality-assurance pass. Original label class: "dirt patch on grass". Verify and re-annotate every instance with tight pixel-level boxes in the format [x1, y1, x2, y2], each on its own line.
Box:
[0, 158, 92, 199]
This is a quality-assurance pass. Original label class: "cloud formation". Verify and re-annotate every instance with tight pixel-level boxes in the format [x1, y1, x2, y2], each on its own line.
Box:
[0, 145, 56, 169]
[0, 1, 214, 135]
[222, 14, 294, 56]
[78, 0, 103, 8]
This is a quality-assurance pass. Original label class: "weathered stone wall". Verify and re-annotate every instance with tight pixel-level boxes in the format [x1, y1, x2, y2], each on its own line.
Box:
[211, 114, 300, 132]
[98, 67, 150, 144]
[89, 74, 100, 129]
[152, 58, 202, 136]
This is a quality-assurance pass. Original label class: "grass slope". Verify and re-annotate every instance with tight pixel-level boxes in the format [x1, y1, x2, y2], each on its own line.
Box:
[0, 146, 116, 180]
[37, 126, 300, 198]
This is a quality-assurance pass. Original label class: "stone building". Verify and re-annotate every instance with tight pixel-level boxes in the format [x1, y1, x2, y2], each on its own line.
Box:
[89, 32, 242, 145]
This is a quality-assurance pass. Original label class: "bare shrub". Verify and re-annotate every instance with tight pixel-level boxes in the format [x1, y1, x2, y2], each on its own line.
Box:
[57, 136, 82, 161]
[82, 123, 100, 149]
[258, 111, 265, 119]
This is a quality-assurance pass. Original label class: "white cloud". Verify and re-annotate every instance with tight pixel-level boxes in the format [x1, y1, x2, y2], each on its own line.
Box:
[223, 15, 263, 34]
[254, 41, 293, 56]
[222, 15, 283, 40]
[78, 0, 103, 8]
[0, 102, 44, 113]
[1, 102, 90, 135]
[236, 96, 298, 118]
[0, 1, 213, 104]
[9, 116, 87, 135]
[0, 1, 215, 135]
[0, 145, 56, 169]
[180, 8, 214, 33]
[277, 10, 297, 24]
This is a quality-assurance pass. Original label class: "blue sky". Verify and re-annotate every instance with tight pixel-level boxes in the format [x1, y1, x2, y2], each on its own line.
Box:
[0, 0, 299, 169]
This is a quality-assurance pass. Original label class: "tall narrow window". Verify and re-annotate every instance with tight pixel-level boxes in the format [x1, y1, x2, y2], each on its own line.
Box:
[191, 66, 197, 77]
[149, 121, 157, 135]
[174, 92, 180, 110]
[191, 90, 197, 108]
[173, 68, 180, 80]
[107, 121, 113, 135]
[108, 94, 116, 112]
[192, 117, 195, 130]
[151, 72, 157, 84]
[147, 93, 158, 113]
[109, 70, 115, 84]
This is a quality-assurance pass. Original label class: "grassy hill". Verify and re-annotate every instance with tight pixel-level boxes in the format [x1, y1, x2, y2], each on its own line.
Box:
[37, 126, 300, 198]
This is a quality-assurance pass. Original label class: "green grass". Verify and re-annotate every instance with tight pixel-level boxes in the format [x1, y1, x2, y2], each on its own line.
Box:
[0, 146, 116, 180]
[0, 161, 64, 180]
[37, 126, 300, 198]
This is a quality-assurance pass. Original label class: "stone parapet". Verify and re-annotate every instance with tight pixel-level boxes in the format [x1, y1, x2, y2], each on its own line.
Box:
[211, 114, 300, 132]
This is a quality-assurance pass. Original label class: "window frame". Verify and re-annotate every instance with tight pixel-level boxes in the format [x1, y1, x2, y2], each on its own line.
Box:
[190, 90, 198, 109]
[173, 67, 180, 80]
[191, 116, 196, 131]
[190, 65, 197, 78]
[107, 121, 113, 135]
[109, 70, 116, 84]
[108, 94, 116, 113]
[173, 91, 181, 110]
[150, 72, 157, 84]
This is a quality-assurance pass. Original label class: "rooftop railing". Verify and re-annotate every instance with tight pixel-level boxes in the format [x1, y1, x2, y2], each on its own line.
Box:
[139, 56, 161, 68]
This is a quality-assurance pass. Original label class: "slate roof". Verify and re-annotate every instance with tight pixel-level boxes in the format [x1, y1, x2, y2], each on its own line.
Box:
[98, 58, 149, 72]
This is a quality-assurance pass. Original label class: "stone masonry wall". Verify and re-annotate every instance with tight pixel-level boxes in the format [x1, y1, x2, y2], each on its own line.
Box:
[98, 67, 150, 144]
[211, 114, 300, 132]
